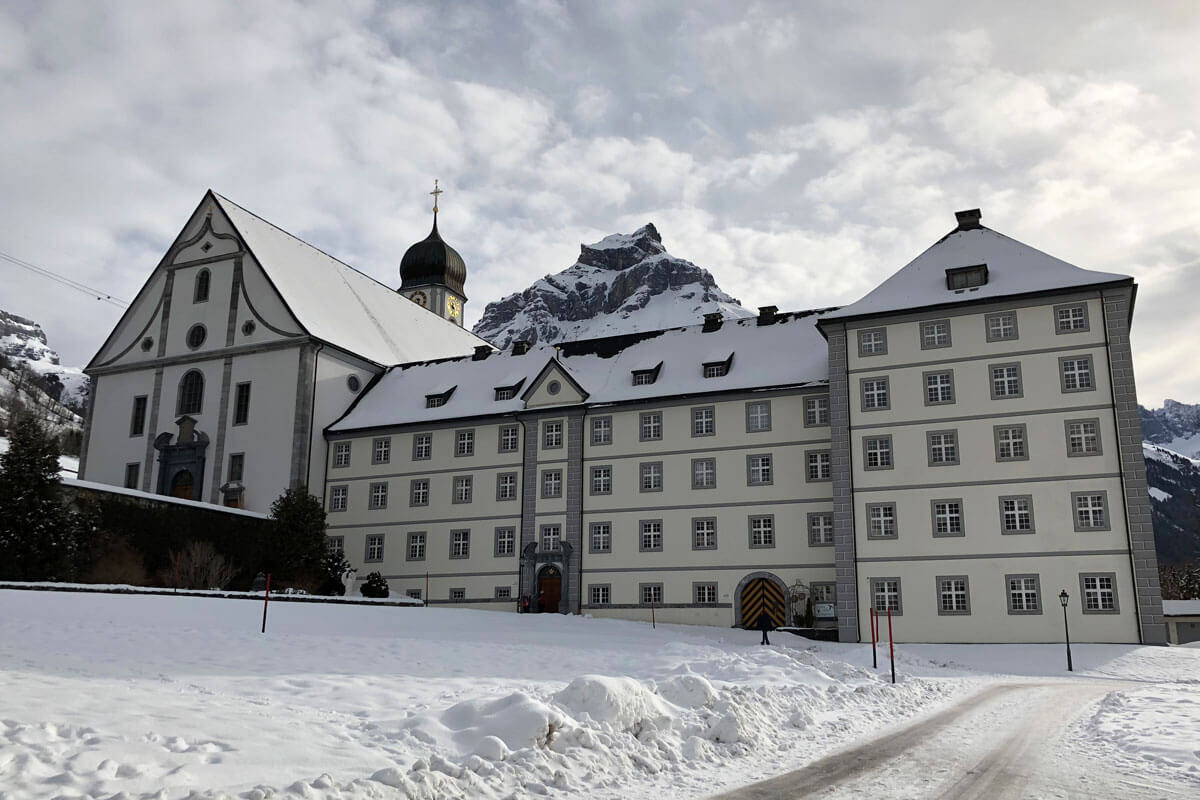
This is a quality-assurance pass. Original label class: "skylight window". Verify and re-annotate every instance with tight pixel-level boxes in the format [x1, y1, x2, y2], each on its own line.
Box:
[945, 264, 988, 290]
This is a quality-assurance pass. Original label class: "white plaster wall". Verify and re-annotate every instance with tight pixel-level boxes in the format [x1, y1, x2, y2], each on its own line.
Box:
[80, 371, 158, 486]
[166, 263, 236, 358]
[307, 350, 378, 496]
[92, 272, 168, 369]
[237, 253, 304, 339]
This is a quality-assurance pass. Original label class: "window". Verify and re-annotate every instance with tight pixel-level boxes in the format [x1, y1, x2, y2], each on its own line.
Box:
[178, 370, 204, 415]
[1072, 491, 1109, 531]
[632, 370, 657, 386]
[924, 370, 955, 405]
[861, 377, 890, 411]
[371, 436, 391, 465]
[186, 324, 206, 349]
[692, 458, 716, 490]
[495, 586, 512, 600]
[590, 522, 612, 553]
[1060, 356, 1095, 392]
[333, 441, 351, 468]
[749, 515, 775, 548]
[804, 396, 828, 427]
[945, 264, 987, 289]
[927, 430, 959, 466]
[870, 578, 902, 614]
[932, 500, 964, 537]
[193, 269, 210, 303]
[450, 529, 470, 559]
[496, 472, 517, 501]
[811, 583, 836, 604]
[326, 536, 344, 558]
[864, 436, 893, 470]
[410, 479, 429, 506]
[1081, 573, 1119, 613]
[640, 519, 663, 552]
[806, 450, 832, 482]
[495, 527, 515, 557]
[1054, 303, 1089, 333]
[694, 583, 718, 604]
[369, 482, 388, 510]
[499, 424, 520, 453]
[921, 319, 951, 349]
[591, 416, 612, 445]
[543, 421, 563, 449]
[858, 328, 887, 356]
[228, 452, 245, 482]
[693, 517, 717, 550]
[453, 475, 473, 504]
[541, 469, 562, 498]
[747, 454, 772, 486]
[450, 588, 466, 601]
[365, 534, 384, 562]
[455, 429, 475, 457]
[747, 401, 772, 432]
[808, 513, 833, 546]
[1006, 574, 1041, 614]
[329, 485, 348, 512]
[1000, 495, 1035, 534]
[640, 584, 664, 605]
[994, 424, 1028, 461]
[124, 462, 140, 489]
[233, 382, 251, 425]
[413, 433, 432, 460]
[640, 411, 663, 441]
[494, 387, 515, 401]
[867, 503, 898, 539]
[986, 311, 1018, 342]
[937, 576, 970, 615]
[640, 461, 663, 492]
[130, 395, 147, 436]
[541, 524, 561, 552]
[589, 465, 612, 495]
[989, 363, 1023, 399]
[703, 363, 727, 378]
[590, 585, 611, 605]
[406, 588, 423, 600]
[426, 395, 446, 408]
[692, 406, 715, 436]
[1066, 419, 1102, 456]
[406, 532, 426, 561]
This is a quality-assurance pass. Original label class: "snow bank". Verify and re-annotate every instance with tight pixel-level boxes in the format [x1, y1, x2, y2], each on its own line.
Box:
[1074, 685, 1200, 789]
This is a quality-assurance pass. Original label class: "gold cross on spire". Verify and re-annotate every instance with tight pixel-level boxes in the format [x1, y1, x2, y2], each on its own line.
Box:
[430, 179, 443, 215]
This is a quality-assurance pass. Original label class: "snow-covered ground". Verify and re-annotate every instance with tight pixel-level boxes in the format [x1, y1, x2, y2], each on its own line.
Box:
[0, 589, 1197, 799]
[0, 434, 78, 478]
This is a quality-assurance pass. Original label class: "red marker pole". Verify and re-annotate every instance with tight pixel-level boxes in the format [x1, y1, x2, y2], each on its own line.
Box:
[261, 573, 271, 634]
[887, 606, 896, 685]
[870, 608, 877, 669]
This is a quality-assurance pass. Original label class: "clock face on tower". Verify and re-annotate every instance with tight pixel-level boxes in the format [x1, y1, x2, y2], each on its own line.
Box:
[446, 296, 461, 320]
[410, 290, 428, 308]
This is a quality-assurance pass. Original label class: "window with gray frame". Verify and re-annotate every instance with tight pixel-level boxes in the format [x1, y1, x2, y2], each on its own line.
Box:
[920, 319, 952, 349]
[589, 584, 612, 605]
[495, 527, 515, 556]
[1006, 574, 1042, 614]
[937, 576, 970, 615]
[228, 453, 245, 482]
[1072, 491, 1110, 531]
[450, 588, 465, 601]
[1065, 419, 1102, 456]
[589, 522, 612, 553]
[640, 411, 663, 441]
[858, 327, 887, 356]
[406, 588, 423, 600]
[233, 382, 252, 425]
[924, 370, 955, 405]
[453, 475, 473, 503]
[591, 465, 612, 495]
[450, 529, 470, 559]
[692, 458, 716, 490]
[694, 583, 718, 604]
[410, 479, 429, 506]
[994, 424, 1029, 461]
[365, 534, 384, 562]
[496, 472, 517, 501]
[541, 469, 562, 498]
[407, 532, 426, 560]
[804, 395, 829, 427]
[989, 363, 1023, 399]
[1059, 356, 1095, 393]
[372, 436, 391, 465]
[455, 429, 475, 457]
[867, 503, 898, 539]
[999, 495, 1035, 533]
[124, 462, 140, 489]
[746, 401, 772, 432]
[749, 515, 775, 548]
[499, 424, 520, 453]
[178, 370, 204, 415]
[806, 450, 832, 482]
[640, 583, 663, 605]
[927, 430, 959, 466]
[861, 377, 890, 411]
[495, 586, 512, 600]
[864, 435, 893, 469]
[640, 519, 663, 551]
[931, 499, 964, 537]
[368, 482, 388, 510]
[328, 484, 348, 511]
[692, 406, 715, 436]
[130, 395, 148, 436]
[1080, 573, 1119, 613]
[986, 311, 1018, 342]
[1054, 303, 1089, 333]
[640, 461, 663, 492]
[808, 512, 833, 546]
[326, 536, 344, 557]
[692, 517, 716, 549]
[811, 582, 836, 604]
[413, 433, 432, 460]
[747, 454, 772, 485]
[541, 524, 561, 551]
[870, 577, 902, 613]
[591, 416, 612, 445]
[543, 420, 563, 449]
[194, 268, 210, 303]
[333, 441, 351, 468]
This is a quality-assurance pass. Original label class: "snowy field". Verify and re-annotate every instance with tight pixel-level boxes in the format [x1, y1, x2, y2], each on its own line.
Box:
[0, 589, 1197, 799]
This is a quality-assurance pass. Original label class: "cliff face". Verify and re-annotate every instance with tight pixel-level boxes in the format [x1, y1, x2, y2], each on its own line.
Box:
[472, 223, 753, 350]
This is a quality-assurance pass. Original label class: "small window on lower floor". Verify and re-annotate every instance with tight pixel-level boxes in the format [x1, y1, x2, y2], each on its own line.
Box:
[694, 583, 718, 604]
[124, 462, 140, 489]
[406, 588, 422, 600]
[450, 588, 466, 601]
[640, 584, 663, 605]
[495, 586, 512, 600]
[589, 585, 611, 605]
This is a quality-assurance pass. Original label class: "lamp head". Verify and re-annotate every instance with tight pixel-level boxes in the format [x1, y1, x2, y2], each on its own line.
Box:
[1059, 589, 1069, 608]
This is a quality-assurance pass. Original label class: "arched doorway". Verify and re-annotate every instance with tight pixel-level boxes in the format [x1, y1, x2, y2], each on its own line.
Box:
[537, 565, 562, 613]
[170, 470, 194, 499]
[737, 573, 787, 629]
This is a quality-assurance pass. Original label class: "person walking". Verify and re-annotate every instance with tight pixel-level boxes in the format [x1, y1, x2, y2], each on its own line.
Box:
[756, 607, 773, 645]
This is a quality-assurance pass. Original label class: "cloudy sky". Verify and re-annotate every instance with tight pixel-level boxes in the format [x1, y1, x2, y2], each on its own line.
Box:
[2, 0, 1198, 405]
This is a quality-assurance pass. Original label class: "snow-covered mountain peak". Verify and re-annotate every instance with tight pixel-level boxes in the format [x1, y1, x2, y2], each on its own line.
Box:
[577, 223, 665, 270]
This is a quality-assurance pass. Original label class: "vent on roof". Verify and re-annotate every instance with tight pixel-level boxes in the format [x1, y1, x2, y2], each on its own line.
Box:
[631, 362, 663, 386]
[954, 208, 982, 230]
[945, 263, 988, 291]
[472, 345, 493, 361]
[513, 340, 531, 355]
[757, 305, 778, 325]
[702, 312, 724, 332]
[425, 386, 456, 408]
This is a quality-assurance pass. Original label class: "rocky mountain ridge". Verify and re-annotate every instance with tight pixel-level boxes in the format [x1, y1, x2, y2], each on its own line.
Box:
[0, 309, 89, 413]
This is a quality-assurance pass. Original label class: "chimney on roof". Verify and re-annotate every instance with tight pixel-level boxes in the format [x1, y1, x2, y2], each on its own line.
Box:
[472, 345, 492, 361]
[757, 305, 779, 325]
[512, 340, 531, 355]
[955, 209, 982, 230]
[702, 311, 724, 332]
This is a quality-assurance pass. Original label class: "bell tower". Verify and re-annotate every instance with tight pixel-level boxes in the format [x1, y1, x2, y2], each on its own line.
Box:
[399, 180, 467, 325]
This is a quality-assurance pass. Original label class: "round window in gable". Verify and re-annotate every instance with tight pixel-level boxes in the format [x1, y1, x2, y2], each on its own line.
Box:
[547, 380, 561, 395]
[347, 375, 361, 393]
[186, 324, 207, 349]
[241, 320, 256, 336]
[140, 336, 154, 352]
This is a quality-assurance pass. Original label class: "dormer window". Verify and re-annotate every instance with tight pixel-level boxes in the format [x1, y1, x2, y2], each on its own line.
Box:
[945, 264, 988, 290]
[631, 362, 663, 386]
[702, 353, 733, 379]
[495, 388, 514, 401]
[425, 386, 455, 408]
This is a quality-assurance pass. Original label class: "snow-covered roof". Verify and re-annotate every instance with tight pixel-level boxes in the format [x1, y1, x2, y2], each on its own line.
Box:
[822, 223, 1131, 322]
[213, 193, 488, 365]
[330, 311, 830, 432]
[1164, 600, 1200, 617]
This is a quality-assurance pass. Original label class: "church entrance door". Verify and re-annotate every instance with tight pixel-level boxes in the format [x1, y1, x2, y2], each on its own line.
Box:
[537, 565, 562, 613]
[170, 470, 195, 499]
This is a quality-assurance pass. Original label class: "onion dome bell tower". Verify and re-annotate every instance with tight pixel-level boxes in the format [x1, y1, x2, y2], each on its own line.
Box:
[399, 179, 467, 325]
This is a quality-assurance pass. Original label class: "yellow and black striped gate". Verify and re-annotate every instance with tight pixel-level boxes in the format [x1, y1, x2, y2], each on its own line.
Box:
[740, 577, 786, 628]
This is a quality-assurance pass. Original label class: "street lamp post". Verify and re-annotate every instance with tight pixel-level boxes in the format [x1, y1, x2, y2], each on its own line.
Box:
[1059, 589, 1073, 672]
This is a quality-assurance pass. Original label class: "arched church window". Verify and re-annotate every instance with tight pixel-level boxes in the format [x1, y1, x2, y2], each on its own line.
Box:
[194, 269, 210, 303]
[178, 370, 204, 415]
